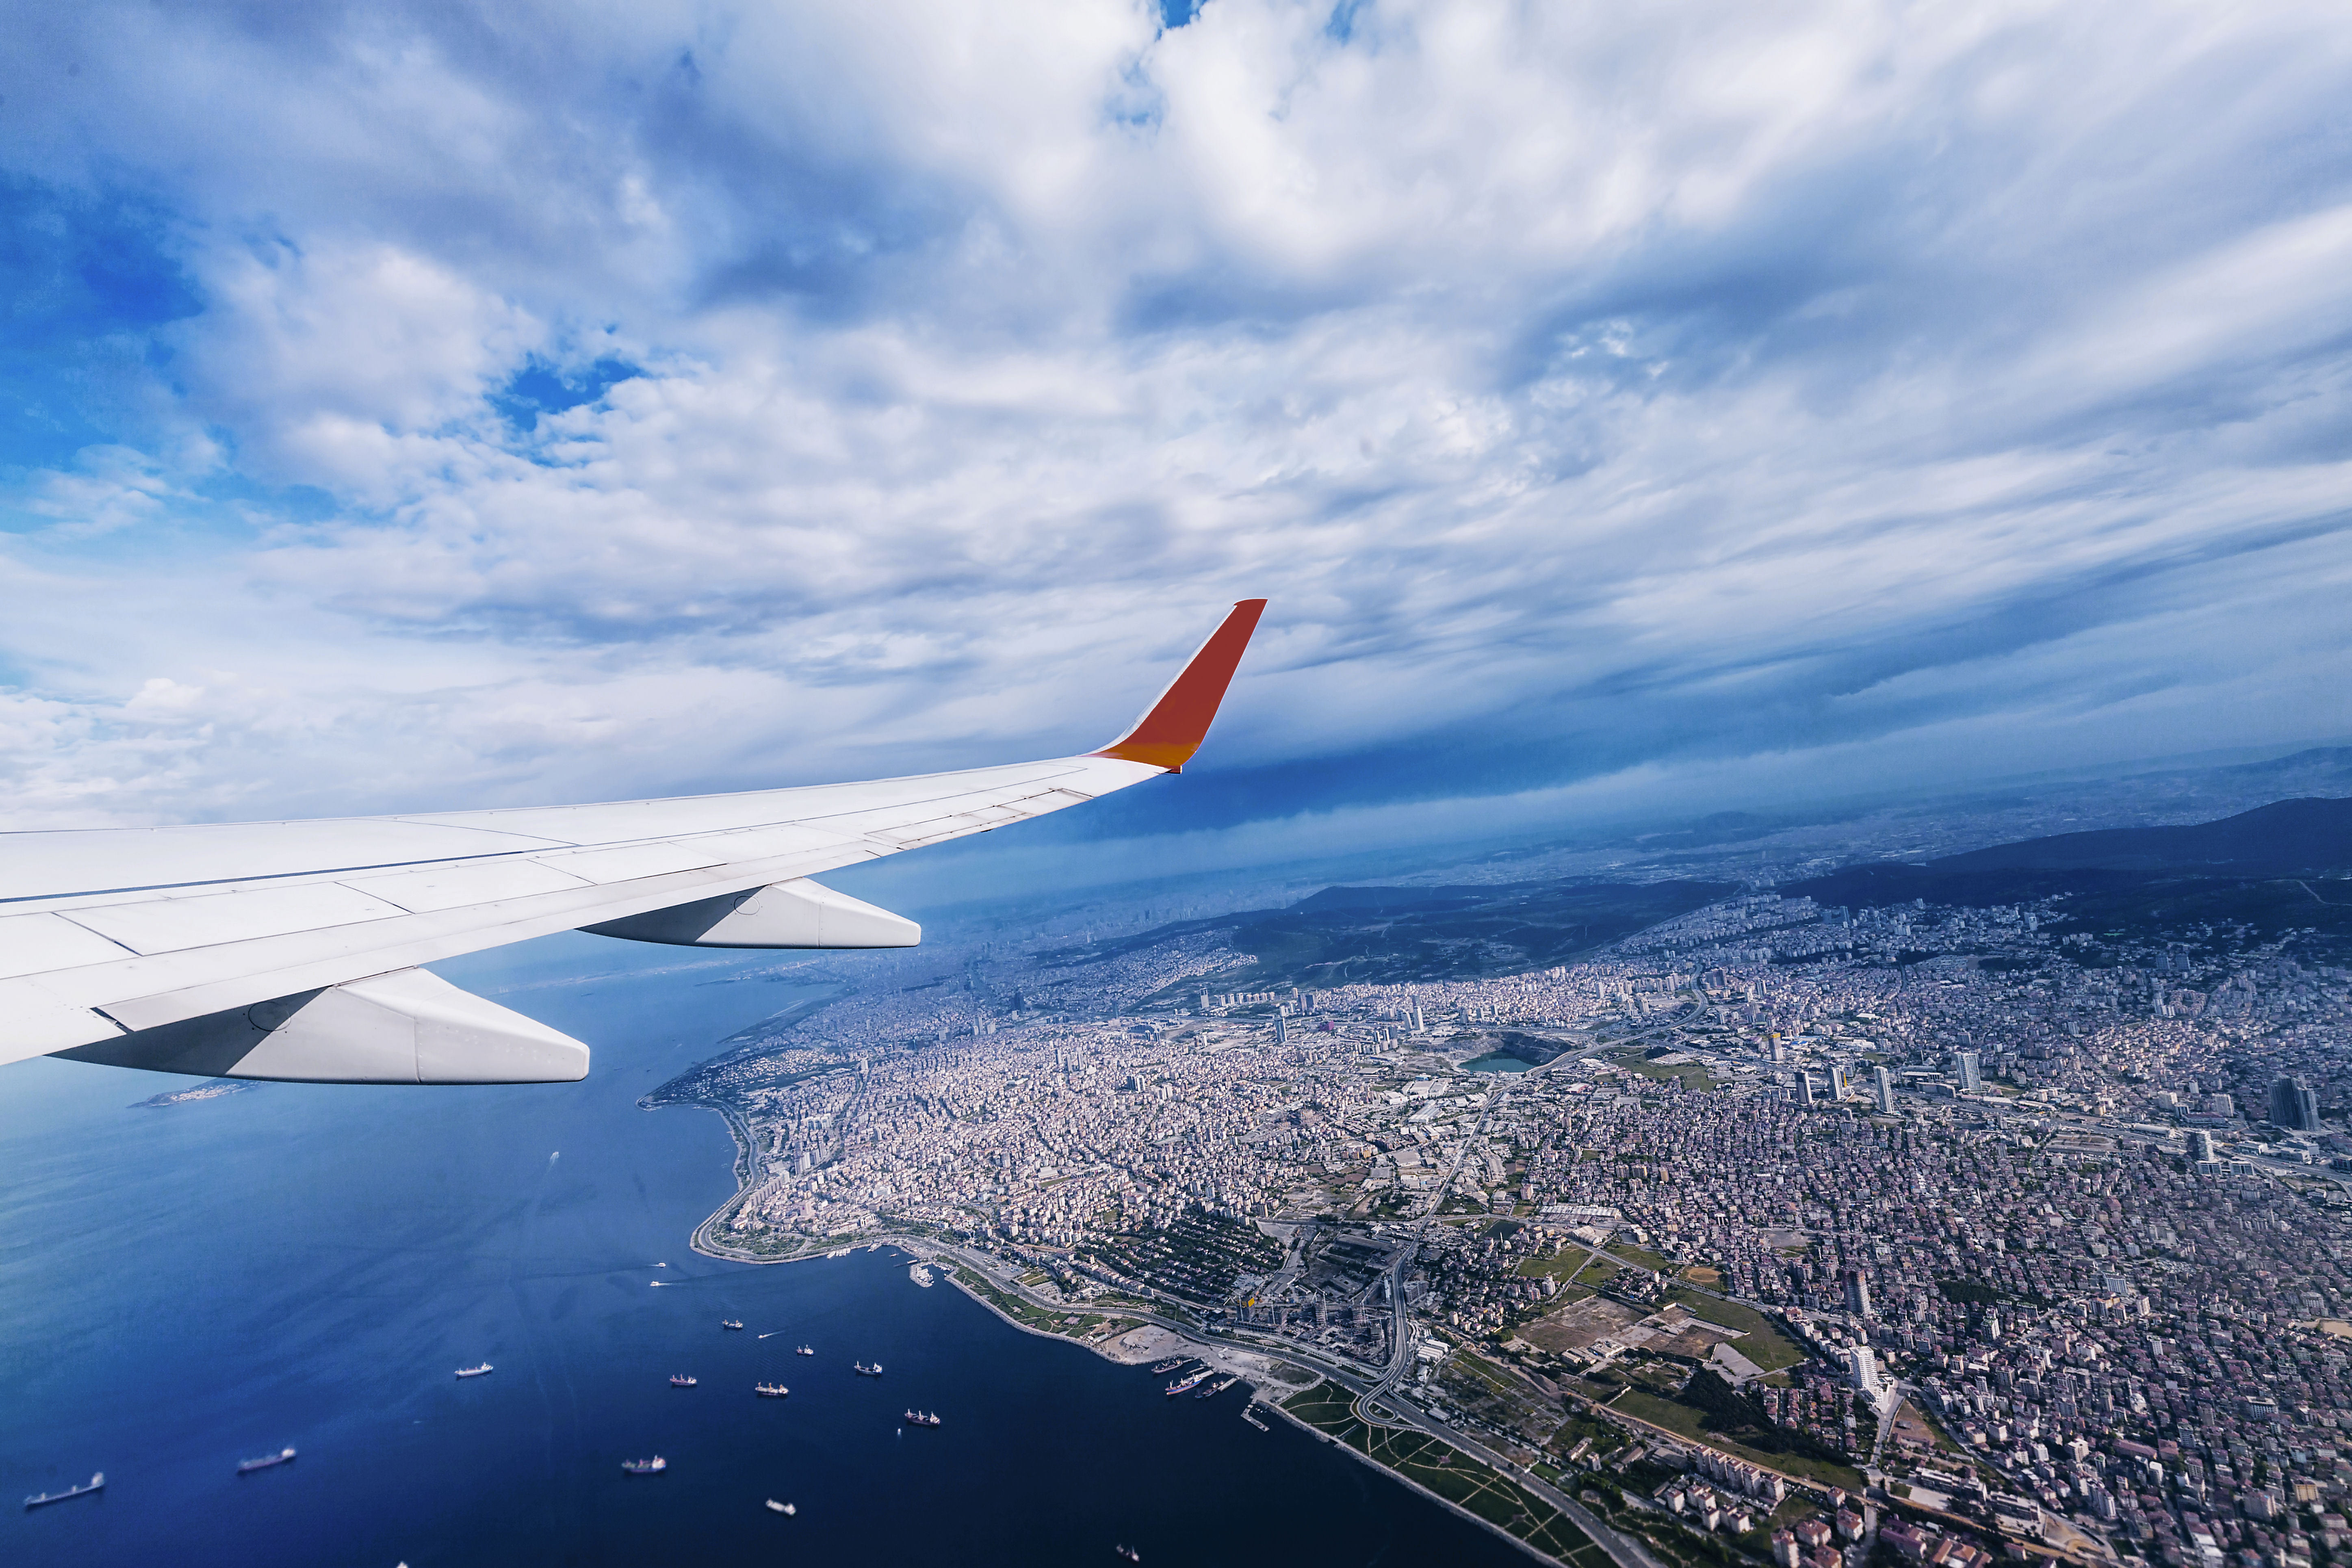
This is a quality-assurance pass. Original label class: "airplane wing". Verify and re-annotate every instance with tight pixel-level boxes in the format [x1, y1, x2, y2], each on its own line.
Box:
[0, 599, 1267, 1085]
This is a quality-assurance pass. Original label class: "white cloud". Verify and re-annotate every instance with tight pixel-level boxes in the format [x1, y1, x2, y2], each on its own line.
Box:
[1, 0, 2349, 837]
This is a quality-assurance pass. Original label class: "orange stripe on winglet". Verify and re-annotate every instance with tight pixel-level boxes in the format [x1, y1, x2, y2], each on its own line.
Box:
[1093, 599, 1268, 772]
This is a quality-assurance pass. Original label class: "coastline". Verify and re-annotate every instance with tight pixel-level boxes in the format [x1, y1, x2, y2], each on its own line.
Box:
[666, 1089, 1621, 1568]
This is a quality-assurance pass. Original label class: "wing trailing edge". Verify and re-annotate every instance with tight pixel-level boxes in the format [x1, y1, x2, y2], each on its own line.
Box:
[2, 599, 1268, 1084]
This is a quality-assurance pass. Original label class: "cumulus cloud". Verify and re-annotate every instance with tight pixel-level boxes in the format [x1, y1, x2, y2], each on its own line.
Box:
[0, 0, 2348, 842]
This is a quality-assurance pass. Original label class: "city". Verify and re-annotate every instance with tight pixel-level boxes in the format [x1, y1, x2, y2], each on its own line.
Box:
[654, 869, 2352, 1568]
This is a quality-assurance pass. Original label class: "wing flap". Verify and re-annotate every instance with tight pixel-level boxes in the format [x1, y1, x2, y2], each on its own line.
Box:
[534, 841, 726, 883]
[63, 882, 414, 956]
[345, 858, 597, 913]
[0, 913, 134, 980]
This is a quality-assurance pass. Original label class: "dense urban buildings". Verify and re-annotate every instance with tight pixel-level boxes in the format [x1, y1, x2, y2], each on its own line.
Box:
[658, 875, 2352, 1568]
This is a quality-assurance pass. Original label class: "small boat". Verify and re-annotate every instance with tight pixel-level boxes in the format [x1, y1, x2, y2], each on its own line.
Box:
[237, 1447, 296, 1475]
[853, 1361, 884, 1377]
[722, 1319, 744, 1330]
[766, 1499, 796, 1515]
[24, 1473, 103, 1509]
[1198, 1375, 1239, 1399]
[755, 1383, 790, 1398]
[455, 1363, 494, 1379]
[1115, 1546, 1142, 1562]
[903, 1410, 942, 1427]
[795, 1345, 814, 1356]
[670, 1375, 698, 1388]
[620, 1457, 666, 1475]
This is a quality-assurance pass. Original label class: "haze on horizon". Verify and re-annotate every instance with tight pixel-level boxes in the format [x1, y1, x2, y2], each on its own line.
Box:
[4, 0, 2349, 883]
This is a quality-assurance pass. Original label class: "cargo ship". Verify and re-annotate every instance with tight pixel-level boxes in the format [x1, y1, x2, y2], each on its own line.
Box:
[754, 1383, 790, 1398]
[24, 1473, 103, 1509]
[1163, 1368, 1212, 1396]
[902, 1410, 941, 1427]
[620, 1457, 666, 1475]
[852, 1361, 884, 1377]
[670, 1375, 698, 1388]
[237, 1448, 296, 1475]
[1149, 1359, 1185, 1374]
[722, 1319, 744, 1330]
[455, 1363, 493, 1379]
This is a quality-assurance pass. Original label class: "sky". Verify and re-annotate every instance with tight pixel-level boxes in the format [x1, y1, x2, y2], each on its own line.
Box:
[4, 0, 2350, 885]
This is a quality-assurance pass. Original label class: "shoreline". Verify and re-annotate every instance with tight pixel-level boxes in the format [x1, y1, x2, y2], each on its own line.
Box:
[668, 1090, 1604, 1568]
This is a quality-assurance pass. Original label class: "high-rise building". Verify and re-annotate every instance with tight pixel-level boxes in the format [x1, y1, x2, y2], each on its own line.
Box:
[1847, 1345, 1881, 1396]
[1411, 1002, 1426, 1035]
[1872, 1065, 1897, 1115]
[1842, 1267, 1873, 1318]
[2271, 1076, 2322, 1132]
[1829, 1064, 1851, 1099]
[1274, 1014, 1288, 1045]
[2190, 1129, 2217, 1163]
[1951, 1050, 1982, 1094]
[1799, 1073, 1819, 1108]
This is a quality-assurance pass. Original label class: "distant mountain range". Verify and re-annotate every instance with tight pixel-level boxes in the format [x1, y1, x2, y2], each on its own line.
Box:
[1926, 796, 2352, 877]
[1788, 796, 2352, 941]
[1103, 795, 2352, 989]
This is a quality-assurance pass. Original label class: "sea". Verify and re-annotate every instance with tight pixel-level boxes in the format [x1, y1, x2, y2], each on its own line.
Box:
[0, 934, 1533, 1568]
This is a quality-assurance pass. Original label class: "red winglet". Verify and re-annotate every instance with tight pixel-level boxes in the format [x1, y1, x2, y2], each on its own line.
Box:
[1093, 599, 1268, 772]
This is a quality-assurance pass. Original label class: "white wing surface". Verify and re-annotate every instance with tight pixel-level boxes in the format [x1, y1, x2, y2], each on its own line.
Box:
[0, 600, 1267, 1085]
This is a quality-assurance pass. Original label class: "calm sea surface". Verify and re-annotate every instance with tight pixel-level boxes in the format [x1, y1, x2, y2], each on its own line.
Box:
[0, 935, 1530, 1568]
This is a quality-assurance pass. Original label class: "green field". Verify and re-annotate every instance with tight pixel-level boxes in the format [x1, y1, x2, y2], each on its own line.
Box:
[1660, 1288, 1805, 1372]
[1606, 1242, 1670, 1273]
[1613, 1051, 1720, 1091]
[949, 1267, 1093, 1334]
[1517, 1250, 1590, 1281]
[1281, 1383, 1611, 1565]
[1609, 1388, 1865, 1491]
[1572, 1254, 1624, 1286]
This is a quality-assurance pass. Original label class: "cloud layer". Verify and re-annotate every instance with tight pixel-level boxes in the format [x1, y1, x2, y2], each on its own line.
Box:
[2, 0, 2349, 844]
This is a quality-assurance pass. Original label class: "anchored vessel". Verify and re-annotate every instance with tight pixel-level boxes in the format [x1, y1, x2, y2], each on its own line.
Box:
[1163, 1368, 1212, 1397]
[852, 1361, 884, 1377]
[237, 1448, 296, 1475]
[669, 1375, 697, 1388]
[620, 1457, 666, 1475]
[722, 1319, 744, 1330]
[765, 1499, 796, 1515]
[455, 1363, 493, 1379]
[902, 1410, 941, 1427]
[24, 1473, 104, 1509]
[1115, 1546, 1142, 1562]
[754, 1383, 790, 1398]
[795, 1345, 814, 1356]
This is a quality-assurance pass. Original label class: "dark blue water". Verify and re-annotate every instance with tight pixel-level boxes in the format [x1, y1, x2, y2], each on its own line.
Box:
[0, 935, 1532, 1567]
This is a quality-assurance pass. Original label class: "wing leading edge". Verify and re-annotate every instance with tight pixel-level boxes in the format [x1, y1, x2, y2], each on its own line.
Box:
[0, 600, 1268, 1084]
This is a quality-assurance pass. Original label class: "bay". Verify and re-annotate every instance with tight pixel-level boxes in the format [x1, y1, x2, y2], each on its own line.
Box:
[1, 935, 1533, 1567]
